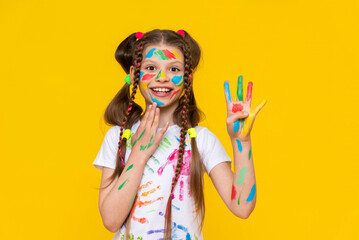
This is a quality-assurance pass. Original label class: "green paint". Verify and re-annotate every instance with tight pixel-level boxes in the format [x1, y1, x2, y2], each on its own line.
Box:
[156, 70, 162, 79]
[194, 233, 198, 240]
[126, 133, 135, 149]
[128, 191, 137, 209]
[151, 155, 160, 164]
[240, 119, 245, 129]
[236, 166, 248, 186]
[121, 236, 125, 240]
[159, 141, 169, 149]
[118, 179, 129, 190]
[140, 145, 147, 151]
[164, 137, 172, 146]
[154, 49, 169, 60]
[125, 164, 133, 172]
[132, 129, 146, 147]
[146, 164, 154, 173]
[129, 233, 134, 240]
[177, 80, 184, 87]
[248, 147, 252, 160]
[145, 209, 156, 213]
[137, 237, 143, 240]
[237, 75, 243, 101]
[237, 191, 241, 205]
[139, 135, 154, 151]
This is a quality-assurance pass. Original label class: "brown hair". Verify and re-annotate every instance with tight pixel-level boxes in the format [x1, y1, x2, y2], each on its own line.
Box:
[100, 29, 205, 239]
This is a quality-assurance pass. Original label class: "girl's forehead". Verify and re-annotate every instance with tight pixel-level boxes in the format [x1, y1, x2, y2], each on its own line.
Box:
[143, 44, 184, 61]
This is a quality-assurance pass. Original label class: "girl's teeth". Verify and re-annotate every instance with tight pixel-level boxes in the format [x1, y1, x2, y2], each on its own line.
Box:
[153, 88, 171, 92]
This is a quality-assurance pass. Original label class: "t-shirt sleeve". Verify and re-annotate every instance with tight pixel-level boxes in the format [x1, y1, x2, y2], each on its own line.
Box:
[92, 126, 119, 171]
[196, 127, 232, 175]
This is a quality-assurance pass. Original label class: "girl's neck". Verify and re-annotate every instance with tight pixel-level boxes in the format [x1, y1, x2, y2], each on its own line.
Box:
[144, 101, 179, 128]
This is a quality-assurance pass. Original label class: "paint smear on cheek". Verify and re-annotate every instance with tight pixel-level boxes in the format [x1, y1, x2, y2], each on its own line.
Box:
[232, 103, 243, 113]
[171, 75, 183, 85]
[142, 74, 156, 81]
[170, 89, 180, 100]
[231, 184, 237, 200]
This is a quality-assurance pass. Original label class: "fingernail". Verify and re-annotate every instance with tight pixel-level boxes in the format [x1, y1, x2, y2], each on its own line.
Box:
[149, 105, 152, 109]
[156, 108, 159, 112]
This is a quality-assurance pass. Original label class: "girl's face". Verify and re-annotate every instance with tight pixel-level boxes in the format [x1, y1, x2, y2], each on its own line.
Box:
[131, 44, 185, 108]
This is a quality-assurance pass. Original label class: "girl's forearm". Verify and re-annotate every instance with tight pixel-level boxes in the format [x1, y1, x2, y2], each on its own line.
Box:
[230, 137, 256, 218]
[100, 152, 146, 232]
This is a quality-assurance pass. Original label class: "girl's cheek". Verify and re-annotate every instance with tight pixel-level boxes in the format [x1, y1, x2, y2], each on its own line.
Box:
[171, 75, 183, 86]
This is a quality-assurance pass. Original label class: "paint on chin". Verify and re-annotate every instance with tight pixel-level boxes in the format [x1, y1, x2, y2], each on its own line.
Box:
[149, 92, 164, 105]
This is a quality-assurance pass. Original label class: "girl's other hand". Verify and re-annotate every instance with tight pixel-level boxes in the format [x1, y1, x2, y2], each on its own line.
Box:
[130, 102, 169, 163]
[224, 76, 266, 142]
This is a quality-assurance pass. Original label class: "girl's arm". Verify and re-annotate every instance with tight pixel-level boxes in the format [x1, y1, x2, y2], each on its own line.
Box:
[209, 76, 266, 218]
[98, 102, 169, 232]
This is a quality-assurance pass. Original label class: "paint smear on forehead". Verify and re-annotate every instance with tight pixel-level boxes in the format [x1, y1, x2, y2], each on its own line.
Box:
[145, 48, 182, 61]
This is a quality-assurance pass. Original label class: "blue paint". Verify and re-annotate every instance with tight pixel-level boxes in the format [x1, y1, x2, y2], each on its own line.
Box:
[224, 81, 232, 102]
[147, 228, 165, 234]
[146, 48, 156, 59]
[171, 75, 183, 84]
[140, 71, 144, 80]
[149, 92, 164, 105]
[172, 204, 180, 211]
[236, 139, 243, 152]
[246, 184, 256, 204]
[177, 224, 188, 232]
[175, 136, 187, 146]
[234, 120, 240, 132]
[186, 233, 191, 240]
[158, 211, 164, 216]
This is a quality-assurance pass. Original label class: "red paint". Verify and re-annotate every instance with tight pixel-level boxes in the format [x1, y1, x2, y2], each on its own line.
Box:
[142, 74, 156, 81]
[170, 89, 180, 99]
[246, 82, 253, 103]
[231, 185, 237, 200]
[162, 49, 177, 59]
[232, 103, 243, 113]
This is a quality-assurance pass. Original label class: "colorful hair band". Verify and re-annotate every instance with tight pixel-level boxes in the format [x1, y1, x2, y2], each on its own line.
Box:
[122, 129, 132, 140]
[135, 32, 144, 40]
[187, 128, 197, 138]
[124, 74, 131, 85]
[177, 29, 185, 37]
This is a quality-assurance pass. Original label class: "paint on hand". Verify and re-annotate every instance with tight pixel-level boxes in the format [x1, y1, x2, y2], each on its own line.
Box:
[232, 103, 243, 113]
[236, 166, 248, 186]
[224, 81, 232, 102]
[245, 81, 253, 103]
[248, 147, 252, 160]
[233, 120, 240, 133]
[125, 164, 134, 172]
[140, 135, 154, 151]
[149, 92, 164, 105]
[240, 118, 245, 129]
[132, 129, 146, 147]
[171, 75, 183, 85]
[237, 75, 243, 102]
[231, 184, 237, 200]
[118, 178, 129, 190]
[246, 184, 256, 204]
[145, 48, 156, 59]
[236, 139, 243, 152]
[240, 99, 267, 137]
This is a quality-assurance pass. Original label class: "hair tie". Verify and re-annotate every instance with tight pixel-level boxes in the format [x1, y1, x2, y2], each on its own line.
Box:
[135, 32, 144, 40]
[122, 129, 132, 140]
[187, 128, 197, 138]
[124, 74, 131, 85]
[177, 29, 185, 37]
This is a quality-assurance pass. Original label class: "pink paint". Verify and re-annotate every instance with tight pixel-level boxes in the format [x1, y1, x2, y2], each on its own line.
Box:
[232, 103, 243, 113]
[170, 89, 180, 100]
[231, 185, 237, 200]
[246, 82, 253, 103]
[142, 74, 156, 81]
[179, 180, 184, 201]
[158, 149, 192, 201]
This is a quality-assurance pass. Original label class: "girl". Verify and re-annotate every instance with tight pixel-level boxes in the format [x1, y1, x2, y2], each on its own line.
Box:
[93, 29, 266, 240]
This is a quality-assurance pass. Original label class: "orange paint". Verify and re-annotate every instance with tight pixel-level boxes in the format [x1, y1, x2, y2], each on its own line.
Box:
[139, 181, 153, 191]
[138, 197, 164, 207]
[141, 185, 160, 197]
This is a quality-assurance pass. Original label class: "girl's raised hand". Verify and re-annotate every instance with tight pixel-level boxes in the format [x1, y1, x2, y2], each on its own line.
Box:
[224, 75, 266, 142]
[130, 102, 169, 163]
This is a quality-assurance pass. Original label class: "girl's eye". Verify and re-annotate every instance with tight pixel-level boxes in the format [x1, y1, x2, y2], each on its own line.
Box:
[146, 66, 156, 71]
[170, 67, 180, 72]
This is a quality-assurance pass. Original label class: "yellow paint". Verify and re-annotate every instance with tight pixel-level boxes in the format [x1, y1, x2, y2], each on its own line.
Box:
[172, 50, 182, 60]
[140, 81, 148, 90]
[160, 70, 167, 78]
[240, 99, 267, 137]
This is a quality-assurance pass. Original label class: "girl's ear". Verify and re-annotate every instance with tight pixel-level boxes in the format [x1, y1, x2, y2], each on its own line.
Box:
[129, 65, 135, 85]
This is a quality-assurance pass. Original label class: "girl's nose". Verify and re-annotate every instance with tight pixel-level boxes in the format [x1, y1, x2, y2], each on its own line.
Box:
[156, 70, 169, 81]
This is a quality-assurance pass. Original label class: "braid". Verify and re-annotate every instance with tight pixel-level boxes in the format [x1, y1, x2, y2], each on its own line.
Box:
[118, 41, 144, 166]
[164, 42, 192, 240]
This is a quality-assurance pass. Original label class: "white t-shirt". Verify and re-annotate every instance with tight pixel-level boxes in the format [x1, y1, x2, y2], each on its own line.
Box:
[93, 120, 232, 240]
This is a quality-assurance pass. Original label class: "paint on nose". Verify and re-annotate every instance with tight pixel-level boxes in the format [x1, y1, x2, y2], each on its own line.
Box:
[160, 70, 167, 78]
[155, 70, 162, 79]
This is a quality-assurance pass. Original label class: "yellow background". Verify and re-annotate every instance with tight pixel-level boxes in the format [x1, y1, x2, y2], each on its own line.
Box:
[1, 0, 358, 239]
